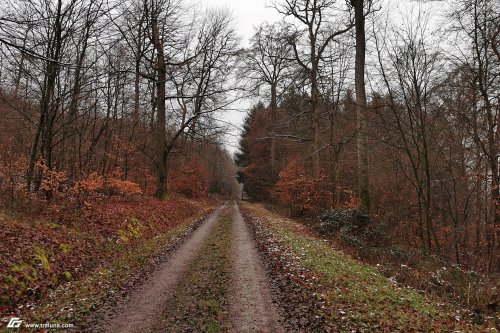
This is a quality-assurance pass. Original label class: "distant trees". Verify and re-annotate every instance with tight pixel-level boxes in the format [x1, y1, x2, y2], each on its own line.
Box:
[275, 159, 326, 216]
[235, 0, 499, 272]
[274, 0, 354, 178]
[242, 22, 294, 181]
[235, 104, 274, 201]
[0, 0, 240, 203]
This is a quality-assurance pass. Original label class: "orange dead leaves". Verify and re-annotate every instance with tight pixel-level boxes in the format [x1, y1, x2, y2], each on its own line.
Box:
[170, 157, 209, 198]
[274, 160, 328, 216]
[73, 172, 104, 193]
[72, 171, 142, 198]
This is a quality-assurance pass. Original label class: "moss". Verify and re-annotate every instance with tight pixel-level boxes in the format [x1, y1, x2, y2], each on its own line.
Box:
[63, 271, 72, 281]
[34, 246, 51, 272]
[244, 203, 473, 331]
[117, 217, 143, 243]
[59, 243, 70, 254]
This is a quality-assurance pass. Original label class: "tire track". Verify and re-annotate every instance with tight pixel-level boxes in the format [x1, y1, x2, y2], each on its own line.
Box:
[96, 203, 228, 333]
[228, 202, 285, 333]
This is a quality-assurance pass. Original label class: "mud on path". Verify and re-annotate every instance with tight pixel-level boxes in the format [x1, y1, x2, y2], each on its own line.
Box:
[228, 202, 285, 333]
[93, 203, 229, 333]
[87, 202, 284, 332]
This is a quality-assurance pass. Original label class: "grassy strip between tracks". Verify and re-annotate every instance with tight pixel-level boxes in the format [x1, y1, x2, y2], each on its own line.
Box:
[157, 216, 233, 333]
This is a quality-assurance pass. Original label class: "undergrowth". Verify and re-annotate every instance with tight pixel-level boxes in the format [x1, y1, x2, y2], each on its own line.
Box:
[243, 203, 494, 331]
[315, 208, 498, 321]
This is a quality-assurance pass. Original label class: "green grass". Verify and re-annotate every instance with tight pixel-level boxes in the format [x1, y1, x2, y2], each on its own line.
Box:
[0, 209, 212, 333]
[158, 216, 233, 332]
[244, 204, 478, 332]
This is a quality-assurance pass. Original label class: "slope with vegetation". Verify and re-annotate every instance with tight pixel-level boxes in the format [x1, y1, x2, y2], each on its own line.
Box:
[243, 203, 497, 331]
[0, 191, 216, 324]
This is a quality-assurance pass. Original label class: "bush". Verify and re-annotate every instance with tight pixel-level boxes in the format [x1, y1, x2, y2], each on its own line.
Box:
[317, 208, 388, 249]
[106, 178, 142, 195]
[319, 208, 370, 235]
[71, 172, 142, 202]
[274, 160, 327, 216]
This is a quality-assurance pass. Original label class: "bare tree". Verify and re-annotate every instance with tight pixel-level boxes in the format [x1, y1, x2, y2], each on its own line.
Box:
[351, 0, 372, 212]
[274, 0, 354, 177]
[448, 0, 500, 270]
[375, 10, 443, 252]
[241, 22, 294, 181]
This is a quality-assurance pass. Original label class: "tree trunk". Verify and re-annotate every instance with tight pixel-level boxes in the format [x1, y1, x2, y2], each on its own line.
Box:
[353, 0, 371, 212]
[310, 69, 320, 178]
[26, 112, 44, 190]
[417, 187, 428, 252]
[134, 58, 141, 122]
[270, 83, 277, 182]
[151, 16, 167, 198]
[67, 37, 88, 178]
[14, 28, 29, 97]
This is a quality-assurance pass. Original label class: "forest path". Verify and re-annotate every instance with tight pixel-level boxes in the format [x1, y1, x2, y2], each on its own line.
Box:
[88, 201, 283, 333]
[96, 203, 229, 333]
[227, 202, 285, 332]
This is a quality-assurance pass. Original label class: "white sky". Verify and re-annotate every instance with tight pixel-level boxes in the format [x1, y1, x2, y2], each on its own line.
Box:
[198, 0, 281, 47]
[196, 0, 282, 155]
[195, 0, 450, 155]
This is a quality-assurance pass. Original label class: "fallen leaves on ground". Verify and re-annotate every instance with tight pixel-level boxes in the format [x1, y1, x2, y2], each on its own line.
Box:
[242, 203, 485, 332]
[0, 195, 213, 319]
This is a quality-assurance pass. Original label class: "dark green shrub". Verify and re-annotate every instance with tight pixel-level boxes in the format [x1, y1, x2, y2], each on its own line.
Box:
[319, 208, 370, 234]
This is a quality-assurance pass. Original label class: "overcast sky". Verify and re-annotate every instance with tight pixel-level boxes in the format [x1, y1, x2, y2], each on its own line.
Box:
[195, 0, 282, 155]
[198, 0, 281, 46]
[195, 0, 450, 155]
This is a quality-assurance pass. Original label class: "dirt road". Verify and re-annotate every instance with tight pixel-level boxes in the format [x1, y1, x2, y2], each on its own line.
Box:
[89, 202, 283, 333]
[228, 202, 284, 332]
